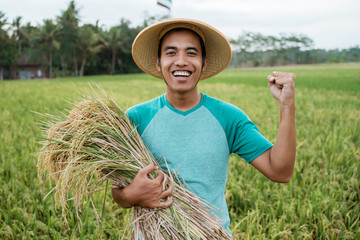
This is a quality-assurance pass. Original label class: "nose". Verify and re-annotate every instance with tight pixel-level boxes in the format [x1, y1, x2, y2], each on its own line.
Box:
[174, 53, 188, 67]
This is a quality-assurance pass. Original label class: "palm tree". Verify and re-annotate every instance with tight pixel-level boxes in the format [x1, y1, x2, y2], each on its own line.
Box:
[11, 16, 29, 54]
[101, 27, 123, 75]
[57, 0, 80, 76]
[77, 25, 103, 77]
[0, 11, 17, 80]
[35, 19, 60, 78]
[0, 11, 8, 80]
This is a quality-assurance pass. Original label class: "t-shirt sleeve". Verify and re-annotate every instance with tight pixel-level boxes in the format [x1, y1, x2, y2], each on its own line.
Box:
[126, 106, 139, 127]
[125, 96, 163, 135]
[205, 96, 273, 163]
[231, 113, 273, 162]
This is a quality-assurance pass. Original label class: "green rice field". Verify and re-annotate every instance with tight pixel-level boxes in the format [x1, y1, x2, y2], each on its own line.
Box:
[0, 63, 359, 239]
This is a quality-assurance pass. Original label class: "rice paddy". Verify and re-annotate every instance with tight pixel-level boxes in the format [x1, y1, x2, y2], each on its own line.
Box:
[0, 63, 359, 239]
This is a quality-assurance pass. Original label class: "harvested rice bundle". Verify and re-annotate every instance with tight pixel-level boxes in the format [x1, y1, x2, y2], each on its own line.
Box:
[37, 88, 231, 239]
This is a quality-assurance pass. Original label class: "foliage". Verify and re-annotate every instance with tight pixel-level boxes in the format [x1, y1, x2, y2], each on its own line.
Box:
[57, 0, 81, 77]
[77, 25, 102, 77]
[31, 19, 60, 78]
[229, 32, 360, 67]
[11, 16, 26, 54]
[100, 26, 124, 75]
[0, 63, 359, 239]
[1, 2, 360, 80]
[0, 11, 17, 80]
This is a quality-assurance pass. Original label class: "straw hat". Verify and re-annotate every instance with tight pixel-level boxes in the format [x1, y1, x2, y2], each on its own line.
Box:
[132, 18, 232, 80]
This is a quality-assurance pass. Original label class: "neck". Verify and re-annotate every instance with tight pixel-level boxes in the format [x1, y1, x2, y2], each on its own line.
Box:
[166, 88, 201, 112]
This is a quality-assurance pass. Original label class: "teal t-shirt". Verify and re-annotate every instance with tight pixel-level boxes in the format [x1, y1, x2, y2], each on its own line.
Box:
[127, 93, 273, 233]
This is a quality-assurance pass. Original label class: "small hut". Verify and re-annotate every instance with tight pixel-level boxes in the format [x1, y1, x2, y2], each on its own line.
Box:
[11, 55, 48, 80]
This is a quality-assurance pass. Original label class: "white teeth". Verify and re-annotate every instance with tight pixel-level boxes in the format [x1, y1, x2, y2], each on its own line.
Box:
[173, 71, 191, 77]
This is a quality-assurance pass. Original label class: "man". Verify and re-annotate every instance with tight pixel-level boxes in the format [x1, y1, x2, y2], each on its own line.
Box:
[112, 18, 296, 234]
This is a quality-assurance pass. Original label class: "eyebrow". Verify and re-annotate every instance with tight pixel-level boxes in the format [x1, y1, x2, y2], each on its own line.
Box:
[164, 46, 199, 52]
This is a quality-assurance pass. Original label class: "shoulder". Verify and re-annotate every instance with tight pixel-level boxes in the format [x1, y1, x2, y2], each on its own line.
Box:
[203, 94, 272, 161]
[126, 95, 165, 134]
[203, 94, 249, 122]
[127, 95, 163, 116]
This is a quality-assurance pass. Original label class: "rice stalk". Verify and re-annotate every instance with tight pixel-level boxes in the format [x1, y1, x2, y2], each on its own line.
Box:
[37, 86, 231, 239]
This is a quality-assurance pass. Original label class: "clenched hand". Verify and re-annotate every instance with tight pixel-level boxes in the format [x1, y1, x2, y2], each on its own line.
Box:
[268, 71, 295, 106]
[112, 164, 173, 208]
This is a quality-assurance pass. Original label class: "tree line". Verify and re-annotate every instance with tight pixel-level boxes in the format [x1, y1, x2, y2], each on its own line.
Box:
[0, 1, 168, 80]
[229, 32, 360, 67]
[0, 1, 359, 80]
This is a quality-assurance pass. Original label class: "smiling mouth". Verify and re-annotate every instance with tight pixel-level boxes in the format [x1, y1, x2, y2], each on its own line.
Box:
[172, 70, 192, 78]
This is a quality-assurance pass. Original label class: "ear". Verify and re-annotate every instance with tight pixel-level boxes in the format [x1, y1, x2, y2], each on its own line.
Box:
[156, 57, 161, 71]
[202, 57, 208, 71]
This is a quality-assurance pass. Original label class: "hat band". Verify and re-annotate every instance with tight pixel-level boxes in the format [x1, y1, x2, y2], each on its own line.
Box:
[158, 23, 206, 43]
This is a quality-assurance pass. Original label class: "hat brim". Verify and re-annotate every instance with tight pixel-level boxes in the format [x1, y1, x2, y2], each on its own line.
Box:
[132, 18, 232, 80]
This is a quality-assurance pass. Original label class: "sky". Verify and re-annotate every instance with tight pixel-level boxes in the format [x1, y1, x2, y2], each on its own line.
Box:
[1, 0, 359, 50]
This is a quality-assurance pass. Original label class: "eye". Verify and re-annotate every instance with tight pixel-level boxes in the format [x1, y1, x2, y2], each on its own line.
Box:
[165, 51, 176, 56]
[187, 51, 198, 56]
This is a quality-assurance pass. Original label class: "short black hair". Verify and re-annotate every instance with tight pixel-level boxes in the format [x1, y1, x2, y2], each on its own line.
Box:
[157, 28, 206, 66]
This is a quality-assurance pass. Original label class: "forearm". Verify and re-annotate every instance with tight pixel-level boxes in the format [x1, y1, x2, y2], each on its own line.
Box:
[250, 71, 296, 182]
[270, 103, 296, 181]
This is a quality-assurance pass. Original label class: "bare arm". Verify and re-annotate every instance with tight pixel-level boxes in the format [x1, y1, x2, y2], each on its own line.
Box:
[111, 164, 173, 208]
[250, 71, 296, 183]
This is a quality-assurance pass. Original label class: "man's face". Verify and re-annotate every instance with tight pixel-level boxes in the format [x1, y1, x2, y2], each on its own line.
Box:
[156, 30, 207, 95]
